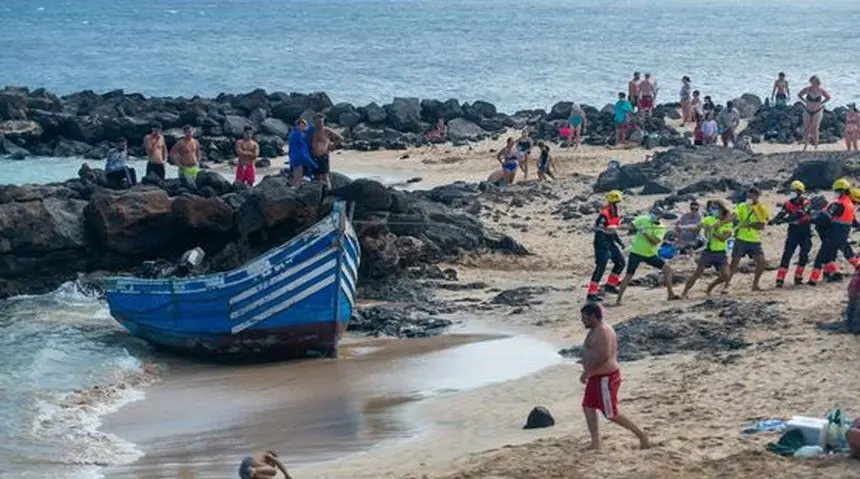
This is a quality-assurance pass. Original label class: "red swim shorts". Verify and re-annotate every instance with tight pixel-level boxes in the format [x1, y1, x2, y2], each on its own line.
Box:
[638, 96, 654, 109]
[235, 163, 256, 185]
[582, 369, 621, 419]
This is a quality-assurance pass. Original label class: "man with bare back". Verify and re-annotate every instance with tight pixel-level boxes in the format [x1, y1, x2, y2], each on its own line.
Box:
[169, 125, 201, 187]
[238, 450, 292, 479]
[579, 302, 649, 450]
[143, 122, 168, 180]
[309, 113, 344, 189]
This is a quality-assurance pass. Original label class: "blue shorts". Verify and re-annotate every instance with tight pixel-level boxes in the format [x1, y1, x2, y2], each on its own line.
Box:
[503, 161, 518, 172]
[538, 160, 549, 173]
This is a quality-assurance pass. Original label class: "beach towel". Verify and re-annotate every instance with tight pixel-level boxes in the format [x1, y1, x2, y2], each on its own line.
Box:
[766, 428, 807, 457]
[288, 128, 317, 173]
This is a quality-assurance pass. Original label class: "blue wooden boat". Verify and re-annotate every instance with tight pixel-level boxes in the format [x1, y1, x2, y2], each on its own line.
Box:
[104, 201, 360, 359]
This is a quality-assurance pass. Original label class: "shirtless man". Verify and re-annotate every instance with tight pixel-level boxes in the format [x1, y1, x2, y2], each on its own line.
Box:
[638, 73, 656, 115]
[238, 450, 292, 479]
[143, 122, 168, 180]
[235, 126, 259, 186]
[169, 125, 201, 186]
[771, 72, 790, 108]
[579, 303, 649, 450]
[627, 72, 641, 112]
[309, 113, 344, 189]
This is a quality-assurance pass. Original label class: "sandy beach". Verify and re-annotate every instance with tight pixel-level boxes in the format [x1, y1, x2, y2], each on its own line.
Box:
[103, 121, 860, 479]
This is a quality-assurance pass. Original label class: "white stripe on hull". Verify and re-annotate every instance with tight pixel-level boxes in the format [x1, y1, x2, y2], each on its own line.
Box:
[230, 258, 337, 320]
[340, 279, 355, 308]
[230, 248, 337, 306]
[231, 275, 337, 334]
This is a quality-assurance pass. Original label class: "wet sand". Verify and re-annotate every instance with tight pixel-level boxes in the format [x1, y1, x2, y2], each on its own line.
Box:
[102, 322, 561, 478]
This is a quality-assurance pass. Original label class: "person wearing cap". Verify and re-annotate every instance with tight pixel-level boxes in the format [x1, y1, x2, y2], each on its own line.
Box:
[725, 187, 769, 292]
[238, 450, 291, 479]
[680, 199, 734, 298]
[770, 180, 813, 287]
[587, 190, 627, 302]
[615, 211, 680, 305]
[808, 178, 857, 285]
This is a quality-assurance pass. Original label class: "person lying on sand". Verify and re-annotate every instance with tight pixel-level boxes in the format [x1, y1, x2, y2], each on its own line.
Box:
[239, 451, 292, 479]
[579, 303, 650, 451]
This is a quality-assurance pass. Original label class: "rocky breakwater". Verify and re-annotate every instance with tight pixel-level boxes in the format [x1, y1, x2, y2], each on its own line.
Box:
[738, 97, 850, 145]
[0, 168, 528, 299]
[0, 86, 709, 161]
[593, 145, 860, 200]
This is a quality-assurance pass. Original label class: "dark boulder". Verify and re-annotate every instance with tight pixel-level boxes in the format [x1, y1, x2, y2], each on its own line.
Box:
[0, 89, 28, 121]
[419, 99, 444, 123]
[329, 178, 392, 212]
[547, 101, 573, 121]
[172, 195, 234, 233]
[446, 118, 488, 142]
[236, 177, 325, 235]
[385, 97, 422, 132]
[84, 187, 177, 254]
[223, 115, 254, 138]
[260, 117, 290, 139]
[195, 170, 234, 196]
[641, 180, 673, 195]
[329, 102, 363, 128]
[361, 102, 387, 125]
[791, 157, 847, 191]
[523, 406, 555, 430]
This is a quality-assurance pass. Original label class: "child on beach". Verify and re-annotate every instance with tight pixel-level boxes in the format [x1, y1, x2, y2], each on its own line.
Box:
[536, 142, 556, 181]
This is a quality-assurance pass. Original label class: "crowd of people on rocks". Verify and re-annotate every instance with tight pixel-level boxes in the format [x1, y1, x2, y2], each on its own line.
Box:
[102, 113, 344, 190]
[585, 178, 860, 305]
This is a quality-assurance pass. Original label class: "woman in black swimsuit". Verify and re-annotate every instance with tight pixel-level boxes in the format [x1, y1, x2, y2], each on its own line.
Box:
[797, 75, 831, 151]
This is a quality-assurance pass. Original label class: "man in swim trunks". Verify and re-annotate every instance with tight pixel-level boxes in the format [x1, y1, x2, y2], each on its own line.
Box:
[170, 125, 201, 187]
[569, 103, 587, 150]
[638, 73, 656, 114]
[143, 122, 167, 180]
[235, 126, 259, 186]
[628, 72, 641, 112]
[238, 450, 292, 479]
[771, 72, 790, 108]
[579, 302, 650, 450]
[309, 113, 344, 189]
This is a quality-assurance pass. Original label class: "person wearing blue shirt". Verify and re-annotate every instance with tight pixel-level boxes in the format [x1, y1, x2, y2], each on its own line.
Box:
[613, 92, 634, 146]
[288, 119, 316, 186]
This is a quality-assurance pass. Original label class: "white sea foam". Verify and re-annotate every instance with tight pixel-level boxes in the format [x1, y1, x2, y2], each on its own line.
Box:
[29, 352, 155, 471]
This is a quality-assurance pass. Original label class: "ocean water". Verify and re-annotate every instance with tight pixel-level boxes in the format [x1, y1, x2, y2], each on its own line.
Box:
[1, 0, 859, 112]
[0, 282, 152, 478]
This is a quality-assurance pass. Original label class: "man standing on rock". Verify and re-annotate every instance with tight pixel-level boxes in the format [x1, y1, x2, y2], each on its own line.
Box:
[615, 212, 680, 304]
[143, 122, 167, 180]
[309, 113, 344, 189]
[579, 302, 650, 450]
[235, 126, 259, 186]
[627, 72, 641, 112]
[170, 125, 201, 187]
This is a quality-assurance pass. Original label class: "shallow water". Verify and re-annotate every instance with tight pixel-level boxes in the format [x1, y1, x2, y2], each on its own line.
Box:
[102, 323, 562, 478]
[1, 0, 859, 110]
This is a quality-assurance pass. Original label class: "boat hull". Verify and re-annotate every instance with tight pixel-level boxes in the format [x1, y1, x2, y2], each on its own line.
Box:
[104, 201, 360, 361]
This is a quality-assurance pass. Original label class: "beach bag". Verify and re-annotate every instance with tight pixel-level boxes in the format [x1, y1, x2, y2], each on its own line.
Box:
[523, 406, 555, 429]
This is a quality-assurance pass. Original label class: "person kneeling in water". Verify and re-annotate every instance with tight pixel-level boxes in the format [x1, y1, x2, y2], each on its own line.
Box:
[238, 451, 292, 479]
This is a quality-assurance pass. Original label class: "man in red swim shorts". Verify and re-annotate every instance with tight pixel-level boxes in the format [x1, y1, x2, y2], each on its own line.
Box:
[579, 303, 650, 450]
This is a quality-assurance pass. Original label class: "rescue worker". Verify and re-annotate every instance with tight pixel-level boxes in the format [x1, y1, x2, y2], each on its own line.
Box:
[615, 211, 681, 305]
[770, 180, 813, 287]
[808, 178, 856, 285]
[587, 190, 626, 302]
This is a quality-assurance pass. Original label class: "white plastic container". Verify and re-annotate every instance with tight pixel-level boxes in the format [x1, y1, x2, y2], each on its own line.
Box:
[786, 416, 828, 446]
[794, 445, 824, 458]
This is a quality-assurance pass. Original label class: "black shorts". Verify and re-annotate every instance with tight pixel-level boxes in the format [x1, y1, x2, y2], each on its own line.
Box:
[626, 252, 665, 276]
[699, 250, 728, 268]
[314, 154, 330, 174]
[731, 239, 763, 259]
[145, 162, 165, 180]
